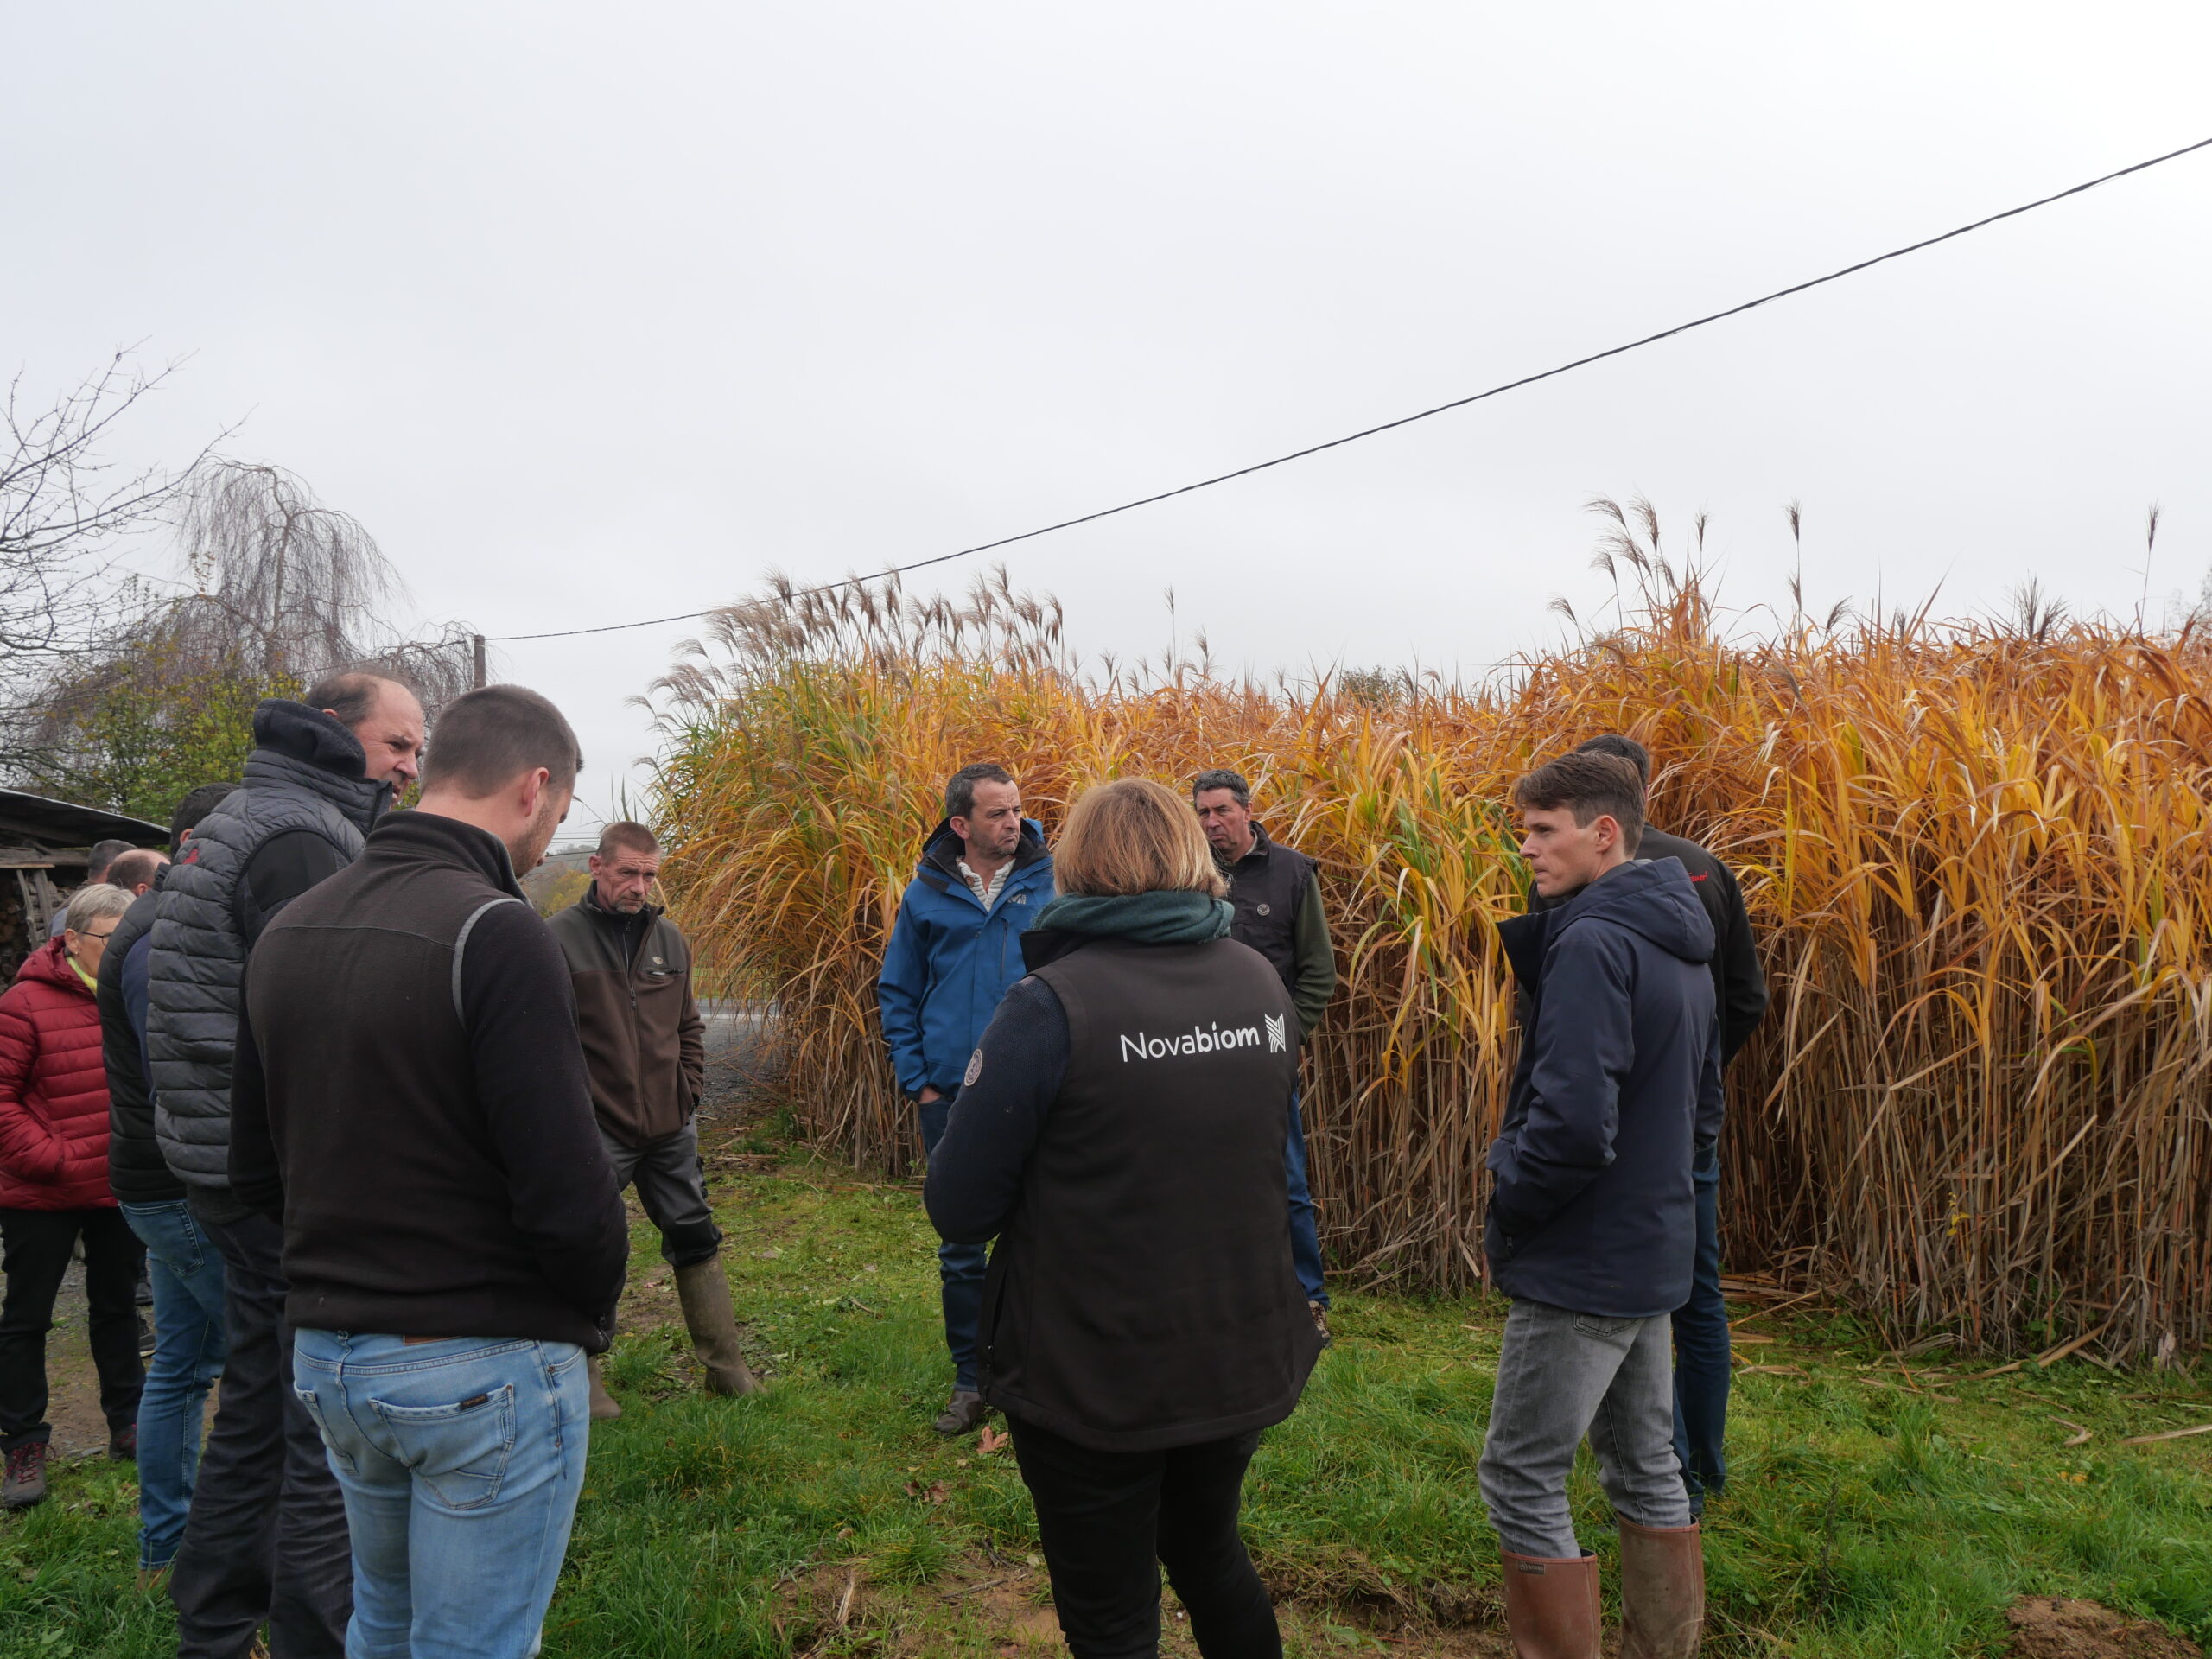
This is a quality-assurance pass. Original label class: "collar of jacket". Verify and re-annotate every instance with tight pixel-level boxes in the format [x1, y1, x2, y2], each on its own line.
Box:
[916, 817, 1050, 894]
[578, 881, 662, 926]
[1212, 818, 1277, 873]
[359, 810, 525, 899]
[245, 698, 390, 835]
[1021, 889, 1232, 970]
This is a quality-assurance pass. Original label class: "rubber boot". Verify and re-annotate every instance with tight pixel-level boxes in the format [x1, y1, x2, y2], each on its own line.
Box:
[587, 1355, 622, 1421]
[675, 1257, 761, 1395]
[1617, 1518, 1704, 1659]
[1499, 1550, 1600, 1659]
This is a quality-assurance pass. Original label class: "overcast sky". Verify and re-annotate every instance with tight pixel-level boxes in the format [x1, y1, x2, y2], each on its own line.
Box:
[9, 3, 2209, 830]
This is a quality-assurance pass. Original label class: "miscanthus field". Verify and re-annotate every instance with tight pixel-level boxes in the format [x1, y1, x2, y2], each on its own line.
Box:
[652, 517, 2212, 1365]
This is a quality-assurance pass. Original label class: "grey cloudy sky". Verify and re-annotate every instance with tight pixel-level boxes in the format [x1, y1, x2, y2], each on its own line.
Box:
[9, 3, 2209, 827]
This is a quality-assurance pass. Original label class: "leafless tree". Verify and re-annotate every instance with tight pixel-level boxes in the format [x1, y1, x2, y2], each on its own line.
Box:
[0, 353, 201, 658]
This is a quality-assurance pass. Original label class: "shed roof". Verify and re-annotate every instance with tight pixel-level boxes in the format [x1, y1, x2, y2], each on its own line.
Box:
[0, 789, 168, 850]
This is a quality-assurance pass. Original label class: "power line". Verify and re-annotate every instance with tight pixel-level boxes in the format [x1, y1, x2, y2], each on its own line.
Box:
[487, 133, 2212, 645]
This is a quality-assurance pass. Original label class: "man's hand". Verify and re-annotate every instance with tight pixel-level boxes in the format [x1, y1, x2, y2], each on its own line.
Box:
[917, 1085, 944, 1105]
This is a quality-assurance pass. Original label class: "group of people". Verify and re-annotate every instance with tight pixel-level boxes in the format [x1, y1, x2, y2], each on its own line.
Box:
[0, 675, 1764, 1659]
[0, 675, 748, 1658]
[885, 740, 1762, 1659]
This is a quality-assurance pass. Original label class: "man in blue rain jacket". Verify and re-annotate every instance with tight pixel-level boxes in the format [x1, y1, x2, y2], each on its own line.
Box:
[878, 762, 1054, 1435]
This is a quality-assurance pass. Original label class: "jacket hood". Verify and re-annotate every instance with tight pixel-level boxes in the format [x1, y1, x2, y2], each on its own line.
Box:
[251, 698, 371, 780]
[1555, 857, 1716, 965]
[15, 935, 90, 995]
[918, 817, 1050, 879]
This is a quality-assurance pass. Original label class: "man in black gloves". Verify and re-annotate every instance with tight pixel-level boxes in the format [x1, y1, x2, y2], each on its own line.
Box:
[230, 684, 626, 1659]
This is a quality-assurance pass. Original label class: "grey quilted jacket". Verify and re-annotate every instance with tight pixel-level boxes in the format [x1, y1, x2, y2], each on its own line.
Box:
[147, 701, 388, 1188]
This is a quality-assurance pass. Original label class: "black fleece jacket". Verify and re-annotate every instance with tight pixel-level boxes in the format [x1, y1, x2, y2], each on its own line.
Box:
[229, 810, 627, 1350]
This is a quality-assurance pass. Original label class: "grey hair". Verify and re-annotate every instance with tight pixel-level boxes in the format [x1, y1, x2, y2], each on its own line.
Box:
[86, 838, 136, 881]
[1190, 768, 1252, 807]
[64, 882, 133, 935]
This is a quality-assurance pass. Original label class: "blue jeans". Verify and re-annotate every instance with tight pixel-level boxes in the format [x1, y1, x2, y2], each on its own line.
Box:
[293, 1332, 590, 1659]
[1285, 1093, 1327, 1306]
[119, 1201, 227, 1570]
[1671, 1162, 1728, 1504]
[918, 1090, 988, 1391]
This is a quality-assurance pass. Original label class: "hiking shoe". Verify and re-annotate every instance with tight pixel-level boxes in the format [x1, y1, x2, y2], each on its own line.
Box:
[110, 1425, 137, 1461]
[1310, 1300, 1332, 1346]
[3, 1440, 49, 1510]
[932, 1390, 988, 1436]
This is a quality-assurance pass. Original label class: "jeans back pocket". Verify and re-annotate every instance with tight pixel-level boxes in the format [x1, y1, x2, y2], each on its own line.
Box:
[1571, 1313, 1633, 1339]
[369, 1382, 518, 1511]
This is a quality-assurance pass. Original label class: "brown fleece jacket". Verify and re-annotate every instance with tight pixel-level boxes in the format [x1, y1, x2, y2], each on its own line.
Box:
[546, 887, 706, 1147]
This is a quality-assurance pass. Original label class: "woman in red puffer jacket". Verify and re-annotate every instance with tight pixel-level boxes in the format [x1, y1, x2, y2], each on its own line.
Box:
[0, 884, 146, 1510]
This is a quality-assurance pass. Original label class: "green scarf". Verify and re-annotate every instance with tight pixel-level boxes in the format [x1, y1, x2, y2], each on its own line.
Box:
[1031, 889, 1232, 944]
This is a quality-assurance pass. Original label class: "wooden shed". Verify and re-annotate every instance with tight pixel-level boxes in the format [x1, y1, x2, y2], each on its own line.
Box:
[0, 790, 168, 978]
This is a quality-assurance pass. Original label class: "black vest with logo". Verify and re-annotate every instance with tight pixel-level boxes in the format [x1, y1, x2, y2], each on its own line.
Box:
[979, 936, 1321, 1452]
[1219, 823, 1314, 999]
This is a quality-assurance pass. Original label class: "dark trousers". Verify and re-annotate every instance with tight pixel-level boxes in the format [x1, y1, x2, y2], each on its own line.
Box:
[918, 1090, 987, 1392]
[1283, 1094, 1326, 1307]
[0, 1207, 145, 1448]
[168, 1208, 351, 1659]
[1671, 1165, 1729, 1503]
[599, 1119, 724, 1268]
[1008, 1415, 1279, 1659]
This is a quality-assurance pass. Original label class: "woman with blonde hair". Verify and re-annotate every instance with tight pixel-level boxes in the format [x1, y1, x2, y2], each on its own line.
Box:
[926, 777, 1323, 1659]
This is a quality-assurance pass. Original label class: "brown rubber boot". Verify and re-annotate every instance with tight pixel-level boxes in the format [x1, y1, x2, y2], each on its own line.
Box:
[675, 1257, 762, 1395]
[1617, 1517, 1705, 1659]
[587, 1355, 622, 1421]
[1499, 1549, 1600, 1658]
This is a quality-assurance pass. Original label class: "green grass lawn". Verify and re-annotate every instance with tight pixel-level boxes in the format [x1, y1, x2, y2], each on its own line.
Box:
[4, 1113, 2208, 1657]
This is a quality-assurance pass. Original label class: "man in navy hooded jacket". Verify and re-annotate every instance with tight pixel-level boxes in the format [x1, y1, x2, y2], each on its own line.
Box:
[1478, 752, 1720, 1659]
[878, 763, 1053, 1435]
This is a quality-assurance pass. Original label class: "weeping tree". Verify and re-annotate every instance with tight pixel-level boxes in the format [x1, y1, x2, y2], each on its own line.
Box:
[18, 460, 477, 818]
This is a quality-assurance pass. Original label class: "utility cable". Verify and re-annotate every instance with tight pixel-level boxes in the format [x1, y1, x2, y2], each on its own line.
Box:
[486, 134, 2212, 644]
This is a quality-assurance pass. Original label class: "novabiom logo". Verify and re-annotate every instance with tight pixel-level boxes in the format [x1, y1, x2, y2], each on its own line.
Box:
[1119, 1021, 1262, 1063]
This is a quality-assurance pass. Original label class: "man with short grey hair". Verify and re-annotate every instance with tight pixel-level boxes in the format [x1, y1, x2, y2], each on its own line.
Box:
[230, 683, 626, 1659]
[149, 671, 424, 1658]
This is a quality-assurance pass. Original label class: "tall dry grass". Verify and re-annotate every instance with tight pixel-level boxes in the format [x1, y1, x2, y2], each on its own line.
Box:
[649, 531, 2212, 1360]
